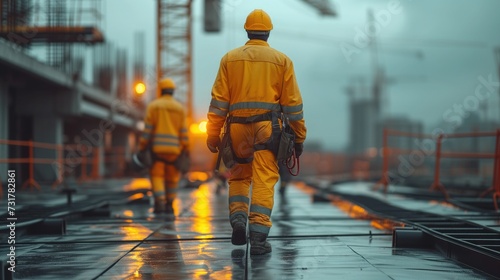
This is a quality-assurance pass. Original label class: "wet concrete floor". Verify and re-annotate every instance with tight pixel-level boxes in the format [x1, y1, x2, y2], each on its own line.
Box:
[1, 178, 495, 279]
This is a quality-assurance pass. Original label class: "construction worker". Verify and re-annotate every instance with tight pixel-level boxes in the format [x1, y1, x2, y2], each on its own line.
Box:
[206, 9, 306, 255]
[138, 78, 190, 215]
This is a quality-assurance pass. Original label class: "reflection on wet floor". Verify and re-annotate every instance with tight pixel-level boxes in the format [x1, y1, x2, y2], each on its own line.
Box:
[3, 180, 494, 279]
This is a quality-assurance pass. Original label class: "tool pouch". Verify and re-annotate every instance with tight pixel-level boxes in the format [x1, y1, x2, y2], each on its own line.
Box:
[276, 116, 296, 162]
[276, 129, 295, 162]
[221, 143, 236, 169]
[220, 121, 236, 169]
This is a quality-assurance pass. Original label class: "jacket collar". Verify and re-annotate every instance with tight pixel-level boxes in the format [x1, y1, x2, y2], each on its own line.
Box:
[245, 39, 270, 47]
[159, 94, 174, 100]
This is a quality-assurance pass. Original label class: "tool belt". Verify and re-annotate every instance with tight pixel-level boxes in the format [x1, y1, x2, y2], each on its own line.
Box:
[220, 111, 294, 168]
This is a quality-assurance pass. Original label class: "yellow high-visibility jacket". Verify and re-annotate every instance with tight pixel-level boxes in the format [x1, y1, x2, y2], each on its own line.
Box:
[207, 39, 306, 144]
[139, 95, 189, 155]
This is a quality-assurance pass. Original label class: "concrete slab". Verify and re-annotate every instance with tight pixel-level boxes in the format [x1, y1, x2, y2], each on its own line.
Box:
[0, 178, 494, 279]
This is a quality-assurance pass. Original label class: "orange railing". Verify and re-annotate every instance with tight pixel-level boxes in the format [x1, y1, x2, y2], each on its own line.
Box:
[377, 128, 500, 209]
[0, 139, 53, 191]
[1, 139, 129, 198]
[479, 129, 500, 210]
[376, 129, 435, 193]
[429, 131, 498, 201]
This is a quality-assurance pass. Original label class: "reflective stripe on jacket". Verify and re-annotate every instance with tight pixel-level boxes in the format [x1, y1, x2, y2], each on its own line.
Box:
[139, 95, 189, 154]
[207, 39, 306, 143]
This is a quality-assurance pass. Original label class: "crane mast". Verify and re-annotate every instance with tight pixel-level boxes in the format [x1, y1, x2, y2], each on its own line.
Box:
[157, 0, 193, 125]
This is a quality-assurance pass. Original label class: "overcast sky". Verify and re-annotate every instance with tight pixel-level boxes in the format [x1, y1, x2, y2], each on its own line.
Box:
[102, 0, 500, 151]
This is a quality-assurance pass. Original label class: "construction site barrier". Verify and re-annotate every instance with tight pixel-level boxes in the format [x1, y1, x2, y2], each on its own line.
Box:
[0, 139, 129, 198]
[376, 129, 500, 210]
[479, 129, 500, 210]
[376, 129, 434, 193]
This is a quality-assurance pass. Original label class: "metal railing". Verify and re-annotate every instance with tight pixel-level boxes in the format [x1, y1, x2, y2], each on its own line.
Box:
[376, 128, 500, 210]
[0, 139, 128, 198]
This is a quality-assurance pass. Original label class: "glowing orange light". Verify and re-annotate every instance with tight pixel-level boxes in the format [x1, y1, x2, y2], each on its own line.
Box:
[188, 171, 209, 182]
[189, 120, 208, 134]
[198, 121, 207, 133]
[134, 82, 146, 95]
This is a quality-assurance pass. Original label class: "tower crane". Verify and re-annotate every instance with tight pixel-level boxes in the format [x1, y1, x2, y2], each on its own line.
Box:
[301, 0, 336, 16]
[156, 0, 336, 125]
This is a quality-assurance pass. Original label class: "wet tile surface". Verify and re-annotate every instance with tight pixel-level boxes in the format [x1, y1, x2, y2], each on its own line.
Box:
[1, 179, 494, 279]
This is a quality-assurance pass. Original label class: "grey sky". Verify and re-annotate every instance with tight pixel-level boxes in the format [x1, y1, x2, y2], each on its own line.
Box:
[102, 0, 500, 151]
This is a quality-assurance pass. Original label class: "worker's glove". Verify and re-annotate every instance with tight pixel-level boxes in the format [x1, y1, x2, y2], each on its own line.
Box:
[207, 135, 221, 153]
[294, 143, 303, 157]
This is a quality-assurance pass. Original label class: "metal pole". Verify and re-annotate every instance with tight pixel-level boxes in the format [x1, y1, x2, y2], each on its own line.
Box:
[0, 0, 3, 29]
[186, 0, 193, 126]
[80, 146, 87, 182]
[52, 144, 64, 189]
[156, 0, 162, 98]
[431, 134, 442, 191]
[431, 134, 449, 199]
[495, 48, 500, 121]
[381, 128, 389, 192]
[494, 130, 500, 193]
[92, 147, 99, 179]
[493, 129, 500, 210]
[374, 128, 389, 192]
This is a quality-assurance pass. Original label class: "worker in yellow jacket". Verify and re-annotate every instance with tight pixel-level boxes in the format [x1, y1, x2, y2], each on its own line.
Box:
[206, 9, 307, 255]
[139, 78, 190, 214]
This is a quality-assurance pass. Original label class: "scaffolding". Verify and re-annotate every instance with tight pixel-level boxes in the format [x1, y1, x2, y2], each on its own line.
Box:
[0, 0, 104, 75]
[0, 0, 104, 44]
[157, 0, 193, 124]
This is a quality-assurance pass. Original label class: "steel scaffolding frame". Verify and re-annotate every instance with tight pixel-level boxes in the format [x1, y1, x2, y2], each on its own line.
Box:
[157, 0, 193, 124]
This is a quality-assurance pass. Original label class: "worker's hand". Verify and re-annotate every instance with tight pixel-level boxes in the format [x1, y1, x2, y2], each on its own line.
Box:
[294, 143, 303, 157]
[207, 135, 221, 153]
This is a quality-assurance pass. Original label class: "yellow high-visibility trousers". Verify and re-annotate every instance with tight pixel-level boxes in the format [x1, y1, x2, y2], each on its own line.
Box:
[150, 153, 180, 202]
[228, 122, 279, 234]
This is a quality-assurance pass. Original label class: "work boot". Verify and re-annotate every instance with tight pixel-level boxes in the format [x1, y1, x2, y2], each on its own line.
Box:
[249, 231, 272, 255]
[230, 214, 247, 245]
[153, 198, 166, 214]
[165, 200, 174, 215]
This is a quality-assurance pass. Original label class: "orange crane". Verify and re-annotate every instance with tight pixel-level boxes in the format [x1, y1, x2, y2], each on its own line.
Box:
[156, 0, 193, 124]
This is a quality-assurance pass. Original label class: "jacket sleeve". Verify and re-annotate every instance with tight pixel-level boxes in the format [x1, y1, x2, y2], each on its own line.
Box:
[207, 55, 230, 137]
[280, 59, 307, 144]
[139, 105, 156, 151]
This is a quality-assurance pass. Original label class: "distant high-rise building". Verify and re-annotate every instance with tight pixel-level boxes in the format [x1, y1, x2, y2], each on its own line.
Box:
[348, 86, 424, 156]
[349, 99, 377, 155]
